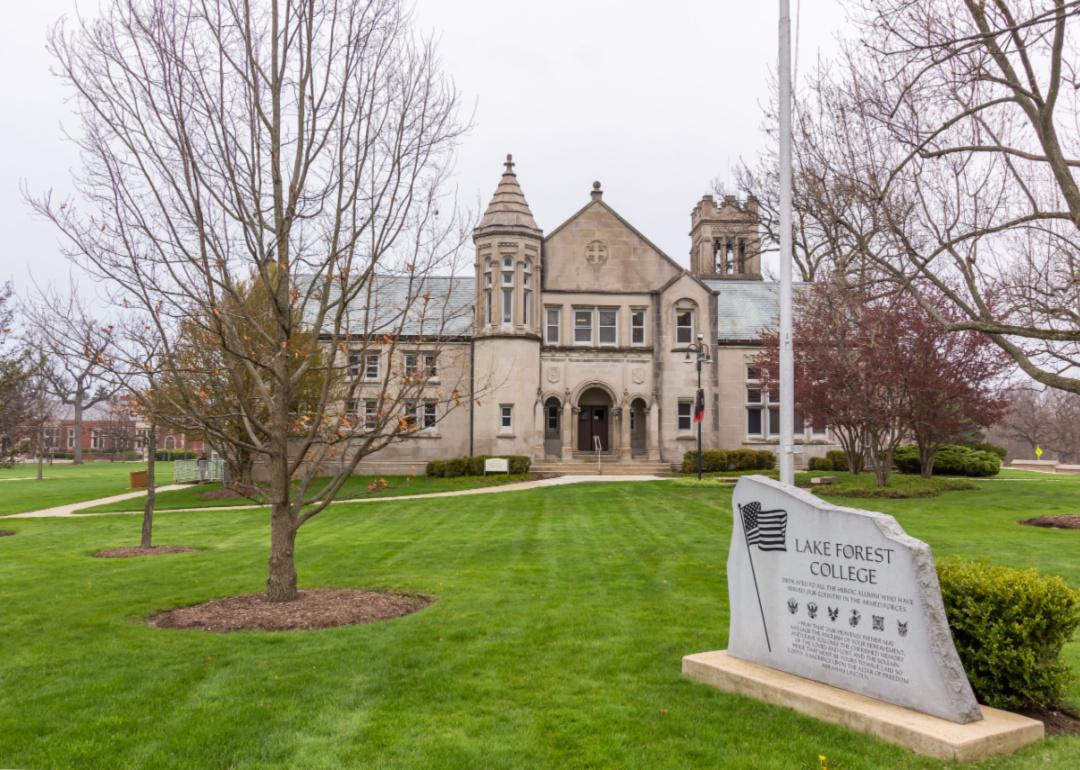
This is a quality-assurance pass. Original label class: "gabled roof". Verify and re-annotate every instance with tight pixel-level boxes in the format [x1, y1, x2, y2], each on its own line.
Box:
[475, 154, 542, 236]
[310, 274, 475, 338]
[705, 280, 809, 342]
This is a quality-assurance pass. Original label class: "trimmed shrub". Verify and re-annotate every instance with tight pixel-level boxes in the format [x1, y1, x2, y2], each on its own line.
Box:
[153, 449, 198, 461]
[807, 456, 833, 472]
[938, 559, 1080, 709]
[963, 441, 1008, 460]
[428, 455, 530, 478]
[895, 444, 1001, 477]
[680, 449, 775, 474]
[825, 450, 849, 472]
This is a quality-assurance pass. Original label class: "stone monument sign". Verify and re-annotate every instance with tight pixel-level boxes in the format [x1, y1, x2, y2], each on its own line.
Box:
[727, 475, 982, 724]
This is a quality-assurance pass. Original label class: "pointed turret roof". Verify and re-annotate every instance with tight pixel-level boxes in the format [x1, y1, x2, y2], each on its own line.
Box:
[475, 154, 542, 236]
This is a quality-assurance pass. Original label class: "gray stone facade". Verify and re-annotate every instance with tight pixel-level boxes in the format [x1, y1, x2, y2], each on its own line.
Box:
[346, 155, 837, 473]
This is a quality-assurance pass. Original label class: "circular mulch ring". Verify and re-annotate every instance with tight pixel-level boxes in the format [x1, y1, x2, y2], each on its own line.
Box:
[94, 546, 200, 558]
[1020, 515, 1080, 530]
[149, 589, 433, 633]
[0, 530, 15, 538]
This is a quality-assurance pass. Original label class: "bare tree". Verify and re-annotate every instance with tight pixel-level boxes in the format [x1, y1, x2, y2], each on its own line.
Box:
[1001, 386, 1080, 461]
[31, 0, 476, 601]
[0, 283, 31, 466]
[791, 1, 1080, 393]
[21, 283, 119, 464]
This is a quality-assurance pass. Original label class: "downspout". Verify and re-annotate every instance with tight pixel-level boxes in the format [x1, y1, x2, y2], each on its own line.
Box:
[469, 336, 475, 457]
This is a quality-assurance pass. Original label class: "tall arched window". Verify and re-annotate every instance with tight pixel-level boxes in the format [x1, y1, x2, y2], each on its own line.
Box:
[483, 257, 493, 325]
[501, 256, 514, 325]
[523, 258, 533, 328]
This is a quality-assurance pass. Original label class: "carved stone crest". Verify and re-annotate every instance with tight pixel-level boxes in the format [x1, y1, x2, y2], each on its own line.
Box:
[547, 367, 561, 384]
[631, 367, 646, 385]
[585, 240, 608, 266]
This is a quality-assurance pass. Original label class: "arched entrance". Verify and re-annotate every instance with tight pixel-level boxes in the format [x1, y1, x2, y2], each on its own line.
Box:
[577, 387, 612, 451]
[543, 396, 562, 458]
[630, 397, 648, 456]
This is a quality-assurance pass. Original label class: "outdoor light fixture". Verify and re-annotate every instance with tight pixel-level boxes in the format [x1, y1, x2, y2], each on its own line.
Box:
[686, 331, 712, 480]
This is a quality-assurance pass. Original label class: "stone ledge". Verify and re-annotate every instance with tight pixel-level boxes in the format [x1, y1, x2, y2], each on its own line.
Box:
[682, 650, 1044, 762]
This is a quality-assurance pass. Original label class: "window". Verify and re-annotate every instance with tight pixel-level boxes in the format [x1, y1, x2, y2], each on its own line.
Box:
[746, 364, 761, 381]
[485, 291, 492, 325]
[423, 353, 437, 378]
[348, 352, 361, 378]
[404, 352, 419, 378]
[677, 399, 693, 431]
[500, 404, 513, 432]
[598, 309, 618, 345]
[629, 409, 636, 432]
[523, 258, 532, 288]
[502, 256, 514, 283]
[421, 401, 437, 429]
[747, 406, 763, 435]
[502, 287, 513, 324]
[574, 309, 593, 344]
[91, 430, 103, 450]
[546, 404, 559, 432]
[545, 307, 560, 344]
[676, 309, 694, 345]
[812, 414, 827, 435]
[68, 429, 75, 449]
[631, 308, 646, 345]
[364, 400, 378, 430]
[403, 400, 418, 430]
[746, 387, 762, 404]
[135, 428, 149, 448]
[524, 291, 532, 326]
[768, 406, 781, 437]
[364, 352, 380, 380]
[345, 400, 360, 420]
[484, 257, 492, 287]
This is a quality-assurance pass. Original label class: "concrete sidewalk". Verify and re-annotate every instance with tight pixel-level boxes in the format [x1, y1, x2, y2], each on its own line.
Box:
[1, 475, 670, 519]
[2, 484, 189, 519]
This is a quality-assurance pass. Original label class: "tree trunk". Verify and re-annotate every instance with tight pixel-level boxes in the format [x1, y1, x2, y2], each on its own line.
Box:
[266, 450, 298, 602]
[918, 441, 936, 479]
[73, 391, 84, 465]
[141, 422, 156, 549]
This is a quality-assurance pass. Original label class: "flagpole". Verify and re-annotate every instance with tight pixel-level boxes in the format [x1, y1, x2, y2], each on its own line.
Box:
[738, 503, 772, 652]
[779, 0, 795, 486]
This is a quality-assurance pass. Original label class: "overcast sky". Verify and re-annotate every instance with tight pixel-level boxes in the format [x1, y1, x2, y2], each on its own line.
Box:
[0, 1, 849, 294]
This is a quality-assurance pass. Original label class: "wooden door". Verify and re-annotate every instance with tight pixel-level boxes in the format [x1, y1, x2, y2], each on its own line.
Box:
[577, 407, 609, 451]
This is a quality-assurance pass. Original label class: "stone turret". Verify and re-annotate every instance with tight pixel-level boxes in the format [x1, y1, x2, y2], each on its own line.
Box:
[474, 154, 543, 334]
[472, 155, 543, 459]
[689, 194, 762, 280]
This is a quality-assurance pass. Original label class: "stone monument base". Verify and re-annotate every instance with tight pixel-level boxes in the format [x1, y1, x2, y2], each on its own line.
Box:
[682, 651, 1044, 762]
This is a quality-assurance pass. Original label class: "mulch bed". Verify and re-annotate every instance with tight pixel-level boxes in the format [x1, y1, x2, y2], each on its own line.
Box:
[149, 589, 433, 632]
[94, 546, 200, 558]
[1021, 706, 1080, 737]
[0, 530, 14, 537]
[1019, 515, 1080, 530]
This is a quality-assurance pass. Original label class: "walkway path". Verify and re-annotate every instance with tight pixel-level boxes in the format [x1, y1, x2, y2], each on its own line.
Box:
[3, 485, 189, 519]
[1, 475, 670, 519]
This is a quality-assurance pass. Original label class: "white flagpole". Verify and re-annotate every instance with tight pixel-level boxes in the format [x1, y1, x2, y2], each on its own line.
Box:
[778, 0, 795, 486]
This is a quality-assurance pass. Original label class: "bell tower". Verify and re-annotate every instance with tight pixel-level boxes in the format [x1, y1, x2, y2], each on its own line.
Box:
[689, 194, 762, 280]
[472, 154, 543, 457]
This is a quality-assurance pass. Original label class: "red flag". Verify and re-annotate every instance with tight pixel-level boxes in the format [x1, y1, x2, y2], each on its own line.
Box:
[693, 388, 705, 424]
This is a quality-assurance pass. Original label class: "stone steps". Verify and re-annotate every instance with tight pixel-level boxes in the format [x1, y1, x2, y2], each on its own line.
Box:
[533, 461, 675, 476]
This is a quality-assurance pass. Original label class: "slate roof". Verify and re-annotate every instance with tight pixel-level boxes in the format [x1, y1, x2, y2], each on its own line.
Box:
[310, 274, 476, 337]
[705, 280, 808, 343]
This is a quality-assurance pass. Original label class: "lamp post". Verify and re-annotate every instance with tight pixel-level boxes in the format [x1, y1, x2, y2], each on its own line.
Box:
[685, 332, 713, 480]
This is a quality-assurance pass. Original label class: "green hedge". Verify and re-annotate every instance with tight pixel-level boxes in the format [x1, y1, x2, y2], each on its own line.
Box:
[807, 450, 849, 472]
[938, 559, 1080, 709]
[963, 441, 1007, 460]
[153, 449, 198, 461]
[894, 444, 1000, 477]
[680, 449, 775, 474]
[425, 455, 530, 478]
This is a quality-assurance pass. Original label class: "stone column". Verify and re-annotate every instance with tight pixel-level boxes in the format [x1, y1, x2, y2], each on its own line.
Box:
[533, 400, 546, 459]
[562, 404, 576, 461]
[618, 407, 632, 461]
[647, 401, 661, 462]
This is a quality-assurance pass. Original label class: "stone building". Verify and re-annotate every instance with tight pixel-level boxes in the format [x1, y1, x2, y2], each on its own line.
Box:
[346, 155, 835, 474]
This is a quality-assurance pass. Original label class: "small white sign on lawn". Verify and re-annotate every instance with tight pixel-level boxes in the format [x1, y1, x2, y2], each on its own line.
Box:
[484, 458, 509, 475]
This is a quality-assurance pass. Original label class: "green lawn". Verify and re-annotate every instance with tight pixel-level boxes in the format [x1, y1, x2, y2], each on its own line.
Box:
[75, 473, 534, 513]
[0, 477, 1078, 769]
[0, 462, 172, 515]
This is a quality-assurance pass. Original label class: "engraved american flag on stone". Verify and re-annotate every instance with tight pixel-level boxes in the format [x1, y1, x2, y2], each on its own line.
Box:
[739, 501, 788, 552]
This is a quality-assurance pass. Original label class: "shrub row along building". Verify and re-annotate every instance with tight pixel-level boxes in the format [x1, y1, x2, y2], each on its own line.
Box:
[341, 155, 836, 474]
